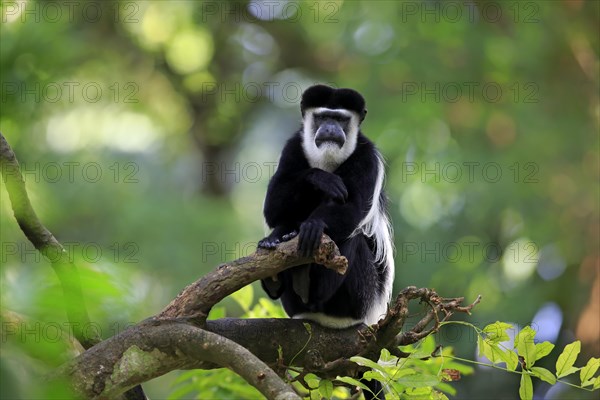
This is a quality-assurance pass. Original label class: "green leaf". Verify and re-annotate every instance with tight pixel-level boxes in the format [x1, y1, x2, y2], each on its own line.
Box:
[396, 374, 440, 388]
[172, 370, 201, 384]
[433, 390, 450, 400]
[304, 373, 320, 389]
[580, 357, 600, 386]
[257, 298, 286, 318]
[420, 334, 437, 353]
[310, 390, 320, 400]
[207, 306, 226, 320]
[404, 387, 433, 397]
[531, 367, 556, 385]
[363, 371, 387, 383]
[336, 376, 371, 392]
[230, 285, 253, 312]
[167, 382, 196, 400]
[502, 349, 520, 371]
[393, 368, 417, 379]
[318, 379, 333, 398]
[534, 341, 555, 361]
[515, 326, 537, 367]
[593, 376, 600, 390]
[556, 340, 581, 378]
[435, 382, 457, 396]
[478, 336, 519, 370]
[379, 348, 394, 362]
[483, 322, 513, 344]
[519, 374, 533, 400]
[350, 356, 387, 375]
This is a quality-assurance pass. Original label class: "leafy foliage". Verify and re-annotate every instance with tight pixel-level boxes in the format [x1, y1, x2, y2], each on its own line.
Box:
[443, 321, 600, 400]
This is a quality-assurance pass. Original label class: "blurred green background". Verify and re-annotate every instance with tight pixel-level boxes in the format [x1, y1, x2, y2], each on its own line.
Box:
[1, 0, 598, 398]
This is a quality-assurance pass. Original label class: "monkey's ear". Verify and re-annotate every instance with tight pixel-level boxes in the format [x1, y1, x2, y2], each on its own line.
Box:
[360, 108, 368, 123]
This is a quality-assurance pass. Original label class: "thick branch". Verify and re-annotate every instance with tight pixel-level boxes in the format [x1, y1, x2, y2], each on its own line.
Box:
[60, 321, 300, 399]
[60, 289, 480, 398]
[158, 235, 347, 321]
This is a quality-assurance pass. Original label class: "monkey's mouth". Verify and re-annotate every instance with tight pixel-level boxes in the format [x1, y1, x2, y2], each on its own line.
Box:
[315, 137, 345, 148]
[315, 128, 345, 148]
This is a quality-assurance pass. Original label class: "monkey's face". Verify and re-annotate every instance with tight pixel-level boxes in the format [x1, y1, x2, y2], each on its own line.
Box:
[302, 108, 360, 172]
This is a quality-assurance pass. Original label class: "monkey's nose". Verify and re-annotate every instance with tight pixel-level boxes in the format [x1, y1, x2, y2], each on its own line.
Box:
[315, 123, 345, 147]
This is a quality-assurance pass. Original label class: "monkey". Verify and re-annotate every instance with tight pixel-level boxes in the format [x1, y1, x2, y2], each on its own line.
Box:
[258, 84, 394, 398]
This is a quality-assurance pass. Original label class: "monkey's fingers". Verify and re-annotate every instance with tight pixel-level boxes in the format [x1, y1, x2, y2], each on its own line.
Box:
[334, 181, 349, 201]
[331, 186, 348, 203]
[298, 220, 325, 257]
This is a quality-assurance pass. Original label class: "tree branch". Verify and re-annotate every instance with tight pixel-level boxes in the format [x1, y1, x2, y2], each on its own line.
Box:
[0, 132, 99, 349]
[59, 321, 300, 400]
[57, 286, 479, 398]
[158, 235, 347, 322]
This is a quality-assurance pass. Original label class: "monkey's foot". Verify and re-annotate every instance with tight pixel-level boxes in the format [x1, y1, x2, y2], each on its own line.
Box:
[281, 230, 298, 241]
[258, 237, 280, 249]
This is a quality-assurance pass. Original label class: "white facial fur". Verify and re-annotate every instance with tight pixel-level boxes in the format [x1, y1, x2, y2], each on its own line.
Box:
[301, 108, 360, 172]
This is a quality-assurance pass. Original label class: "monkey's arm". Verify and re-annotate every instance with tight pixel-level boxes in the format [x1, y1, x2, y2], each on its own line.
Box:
[260, 134, 340, 247]
[296, 144, 379, 302]
[298, 142, 379, 255]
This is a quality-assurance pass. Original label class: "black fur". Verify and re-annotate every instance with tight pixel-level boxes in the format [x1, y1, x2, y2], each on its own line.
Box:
[301, 84, 368, 122]
[259, 131, 385, 321]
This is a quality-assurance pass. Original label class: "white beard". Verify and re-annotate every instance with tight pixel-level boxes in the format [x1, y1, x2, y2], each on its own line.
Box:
[301, 108, 360, 172]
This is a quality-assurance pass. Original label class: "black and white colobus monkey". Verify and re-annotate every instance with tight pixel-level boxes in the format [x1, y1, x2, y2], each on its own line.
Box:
[258, 84, 395, 330]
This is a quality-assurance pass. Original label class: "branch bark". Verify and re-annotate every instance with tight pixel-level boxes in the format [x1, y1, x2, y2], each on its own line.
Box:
[158, 234, 347, 321]
[58, 287, 479, 398]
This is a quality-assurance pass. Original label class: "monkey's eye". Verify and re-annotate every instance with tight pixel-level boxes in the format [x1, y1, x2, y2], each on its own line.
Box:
[315, 112, 350, 122]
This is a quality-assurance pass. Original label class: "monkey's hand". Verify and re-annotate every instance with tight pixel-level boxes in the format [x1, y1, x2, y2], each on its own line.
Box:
[305, 169, 348, 203]
[298, 219, 327, 257]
